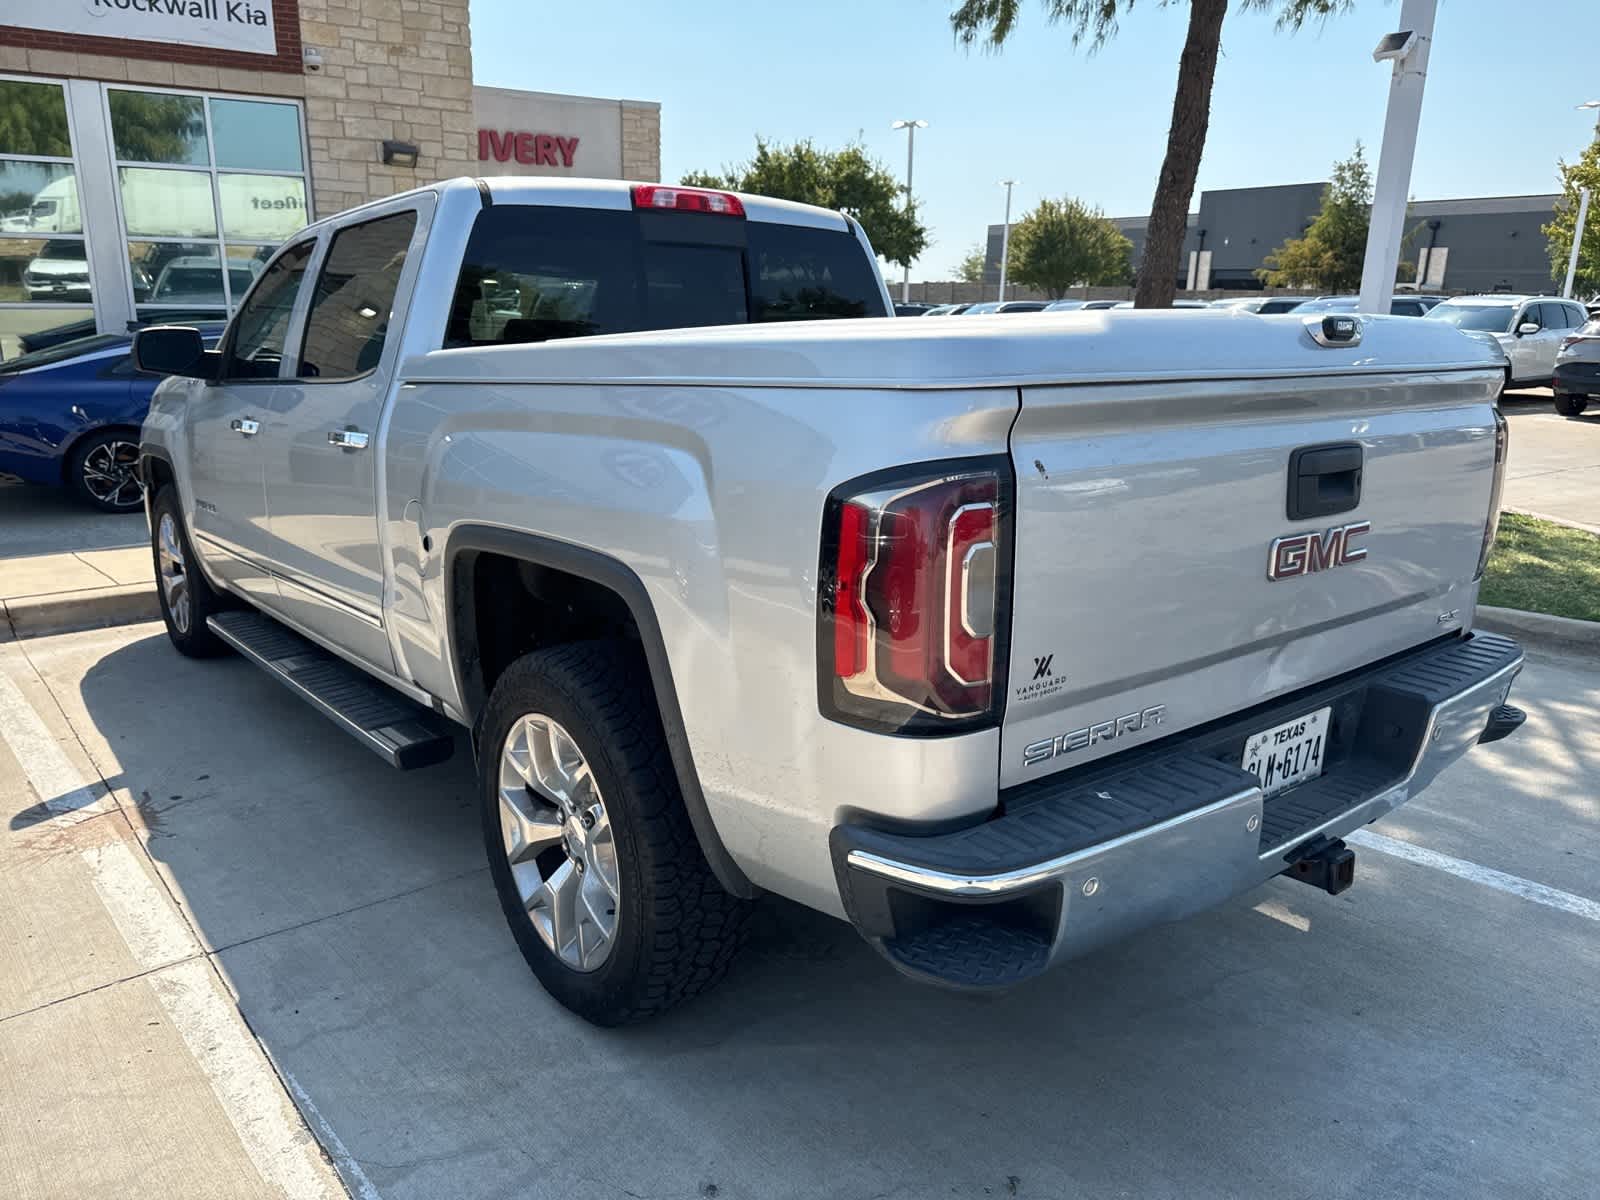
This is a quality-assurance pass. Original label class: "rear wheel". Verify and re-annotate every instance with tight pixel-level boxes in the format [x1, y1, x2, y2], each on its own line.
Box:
[66, 429, 143, 512]
[149, 486, 233, 657]
[1554, 392, 1590, 417]
[479, 641, 749, 1025]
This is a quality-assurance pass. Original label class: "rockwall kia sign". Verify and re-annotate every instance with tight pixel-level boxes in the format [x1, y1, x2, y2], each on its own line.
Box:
[9, 0, 278, 57]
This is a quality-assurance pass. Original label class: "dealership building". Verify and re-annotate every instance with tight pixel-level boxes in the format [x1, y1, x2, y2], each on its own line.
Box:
[984, 183, 1563, 296]
[0, 2, 661, 356]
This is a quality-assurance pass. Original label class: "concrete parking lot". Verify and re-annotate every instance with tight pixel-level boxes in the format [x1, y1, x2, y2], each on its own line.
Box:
[1501, 387, 1600, 533]
[2, 618, 1597, 1200]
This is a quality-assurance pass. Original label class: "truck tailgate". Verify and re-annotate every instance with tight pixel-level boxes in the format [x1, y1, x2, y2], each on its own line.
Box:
[1001, 366, 1502, 790]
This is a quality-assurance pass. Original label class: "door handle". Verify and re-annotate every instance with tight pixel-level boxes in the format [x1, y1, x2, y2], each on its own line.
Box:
[230, 417, 260, 437]
[328, 428, 370, 451]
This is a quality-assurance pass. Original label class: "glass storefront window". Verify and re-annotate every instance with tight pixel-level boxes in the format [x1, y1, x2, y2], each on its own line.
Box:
[118, 168, 217, 238]
[0, 306, 94, 361]
[218, 174, 309, 242]
[210, 99, 304, 172]
[0, 237, 92, 304]
[129, 241, 225, 307]
[0, 163, 82, 235]
[108, 90, 208, 166]
[0, 81, 72, 158]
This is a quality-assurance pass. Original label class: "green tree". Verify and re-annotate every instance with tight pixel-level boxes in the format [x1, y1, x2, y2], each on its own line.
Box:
[951, 0, 1350, 307]
[1007, 197, 1132, 297]
[1258, 144, 1373, 291]
[1544, 137, 1600, 298]
[954, 244, 989, 283]
[683, 138, 929, 268]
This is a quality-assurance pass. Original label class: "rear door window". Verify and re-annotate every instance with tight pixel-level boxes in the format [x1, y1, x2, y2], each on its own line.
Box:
[298, 211, 417, 379]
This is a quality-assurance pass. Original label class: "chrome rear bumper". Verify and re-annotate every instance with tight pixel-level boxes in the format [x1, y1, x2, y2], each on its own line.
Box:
[832, 633, 1524, 989]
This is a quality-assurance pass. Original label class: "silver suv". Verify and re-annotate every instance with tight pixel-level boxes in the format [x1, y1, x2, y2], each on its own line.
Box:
[1553, 316, 1600, 416]
[1427, 294, 1590, 388]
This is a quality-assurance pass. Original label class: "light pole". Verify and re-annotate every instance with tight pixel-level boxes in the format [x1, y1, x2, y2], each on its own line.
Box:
[1579, 100, 1600, 137]
[997, 179, 1017, 303]
[1358, 0, 1436, 315]
[891, 119, 926, 304]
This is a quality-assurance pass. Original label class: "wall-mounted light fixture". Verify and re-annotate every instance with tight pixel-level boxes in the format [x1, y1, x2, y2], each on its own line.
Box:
[302, 46, 323, 71]
[382, 140, 420, 168]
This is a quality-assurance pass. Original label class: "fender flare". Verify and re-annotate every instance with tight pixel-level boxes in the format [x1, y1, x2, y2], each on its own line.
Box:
[442, 524, 757, 899]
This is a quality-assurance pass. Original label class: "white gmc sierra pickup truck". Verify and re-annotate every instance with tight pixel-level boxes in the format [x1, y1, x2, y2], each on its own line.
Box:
[134, 177, 1526, 1025]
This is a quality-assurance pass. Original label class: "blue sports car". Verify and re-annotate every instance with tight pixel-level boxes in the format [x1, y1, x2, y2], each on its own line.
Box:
[0, 324, 224, 512]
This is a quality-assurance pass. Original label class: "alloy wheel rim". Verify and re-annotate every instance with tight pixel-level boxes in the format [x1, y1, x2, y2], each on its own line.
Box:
[156, 513, 191, 634]
[497, 713, 620, 972]
[82, 439, 142, 509]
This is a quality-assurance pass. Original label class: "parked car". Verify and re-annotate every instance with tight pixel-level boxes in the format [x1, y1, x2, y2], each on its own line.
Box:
[1208, 296, 1317, 314]
[1292, 295, 1444, 317]
[1426, 295, 1590, 388]
[1043, 299, 1087, 312]
[1553, 317, 1600, 416]
[135, 177, 1522, 1026]
[921, 304, 965, 316]
[148, 256, 261, 307]
[959, 301, 1001, 314]
[893, 303, 935, 317]
[1111, 299, 1211, 309]
[996, 300, 1049, 313]
[1077, 299, 1122, 310]
[0, 323, 224, 511]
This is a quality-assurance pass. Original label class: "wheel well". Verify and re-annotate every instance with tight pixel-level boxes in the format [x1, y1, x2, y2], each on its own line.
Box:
[140, 452, 175, 497]
[452, 549, 641, 718]
[61, 423, 141, 484]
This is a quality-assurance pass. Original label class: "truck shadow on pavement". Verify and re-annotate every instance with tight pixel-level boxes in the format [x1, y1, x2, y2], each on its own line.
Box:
[49, 629, 1600, 1200]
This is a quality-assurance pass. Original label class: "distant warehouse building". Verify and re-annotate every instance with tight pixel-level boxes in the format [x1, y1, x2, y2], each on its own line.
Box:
[984, 183, 1561, 295]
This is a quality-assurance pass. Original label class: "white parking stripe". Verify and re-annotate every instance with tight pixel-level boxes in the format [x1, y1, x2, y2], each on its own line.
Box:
[1347, 829, 1600, 923]
[0, 666, 117, 825]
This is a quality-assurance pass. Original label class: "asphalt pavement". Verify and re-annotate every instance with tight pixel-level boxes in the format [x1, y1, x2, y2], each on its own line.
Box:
[1, 619, 1596, 1200]
[1500, 387, 1600, 533]
[0, 479, 146, 560]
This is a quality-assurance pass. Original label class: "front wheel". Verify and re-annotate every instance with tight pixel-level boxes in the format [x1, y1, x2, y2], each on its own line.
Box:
[149, 486, 233, 657]
[479, 641, 749, 1025]
[67, 429, 143, 512]
[1554, 392, 1590, 417]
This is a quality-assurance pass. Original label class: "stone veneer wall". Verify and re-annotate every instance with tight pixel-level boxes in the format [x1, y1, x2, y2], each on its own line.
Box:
[297, 0, 478, 218]
[620, 101, 662, 183]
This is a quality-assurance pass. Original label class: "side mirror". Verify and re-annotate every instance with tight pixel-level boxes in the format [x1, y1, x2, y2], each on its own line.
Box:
[133, 326, 210, 378]
[1516, 321, 1541, 337]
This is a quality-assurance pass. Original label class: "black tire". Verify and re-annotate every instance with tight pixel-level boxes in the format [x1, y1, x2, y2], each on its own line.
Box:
[1554, 392, 1590, 417]
[66, 428, 144, 513]
[479, 641, 749, 1025]
[149, 486, 233, 657]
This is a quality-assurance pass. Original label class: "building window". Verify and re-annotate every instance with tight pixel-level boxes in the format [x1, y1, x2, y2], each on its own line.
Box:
[0, 77, 91, 359]
[107, 87, 309, 323]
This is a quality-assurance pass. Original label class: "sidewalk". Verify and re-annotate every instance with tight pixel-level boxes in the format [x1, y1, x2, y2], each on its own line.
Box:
[1, 547, 159, 637]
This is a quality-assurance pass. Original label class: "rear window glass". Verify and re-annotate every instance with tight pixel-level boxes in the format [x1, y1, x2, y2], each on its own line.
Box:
[444, 205, 885, 349]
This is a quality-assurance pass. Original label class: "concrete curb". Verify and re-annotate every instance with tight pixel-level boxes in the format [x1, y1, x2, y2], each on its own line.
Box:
[1475, 604, 1600, 650]
[2, 583, 161, 639]
[1502, 508, 1600, 538]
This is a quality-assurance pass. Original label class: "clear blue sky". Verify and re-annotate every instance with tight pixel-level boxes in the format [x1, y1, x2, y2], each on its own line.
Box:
[470, 0, 1600, 277]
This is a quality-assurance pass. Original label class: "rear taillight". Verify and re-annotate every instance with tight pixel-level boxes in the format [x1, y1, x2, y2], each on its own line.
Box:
[1560, 336, 1579, 353]
[818, 460, 1012, 734]
[1475, 407, 1508, 580]
[631, 184, 745, 217]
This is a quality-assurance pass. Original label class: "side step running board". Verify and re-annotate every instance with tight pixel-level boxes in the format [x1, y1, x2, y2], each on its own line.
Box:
[207, 610, 455, 770]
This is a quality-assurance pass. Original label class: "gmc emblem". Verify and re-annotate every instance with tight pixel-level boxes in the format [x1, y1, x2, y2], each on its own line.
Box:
[1267, 521, 1371, 580]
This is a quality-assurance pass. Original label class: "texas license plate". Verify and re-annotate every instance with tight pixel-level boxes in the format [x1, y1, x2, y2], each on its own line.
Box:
[1241, 706, 1330, 797]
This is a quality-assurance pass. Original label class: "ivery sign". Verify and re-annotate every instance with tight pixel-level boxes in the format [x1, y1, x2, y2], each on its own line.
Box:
[8, 0, 277, 56]
[472, 86, 624, 179]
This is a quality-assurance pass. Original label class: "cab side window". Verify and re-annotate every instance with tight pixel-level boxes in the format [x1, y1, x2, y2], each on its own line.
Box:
[223, 241, 314, 380]
[298, 211, 417, 379]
